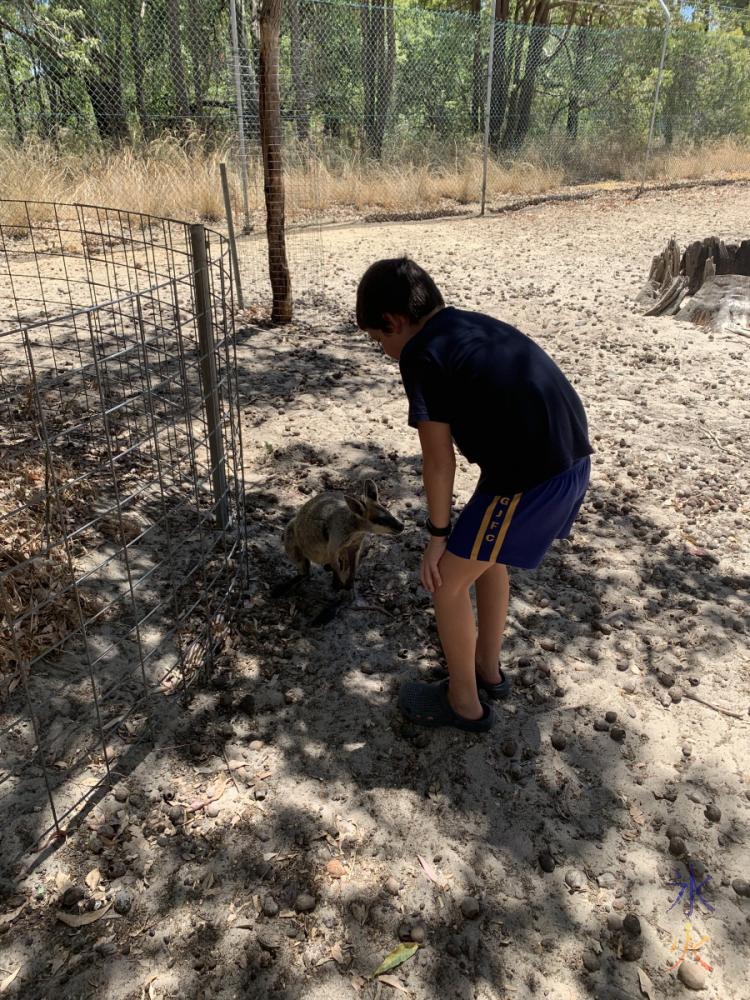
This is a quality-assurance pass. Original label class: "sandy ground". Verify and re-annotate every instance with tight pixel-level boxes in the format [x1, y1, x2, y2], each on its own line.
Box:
[1, 184, 749, 1000]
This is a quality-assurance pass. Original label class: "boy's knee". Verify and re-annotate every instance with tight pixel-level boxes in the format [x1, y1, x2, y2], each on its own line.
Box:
[434, 577, 473, 602]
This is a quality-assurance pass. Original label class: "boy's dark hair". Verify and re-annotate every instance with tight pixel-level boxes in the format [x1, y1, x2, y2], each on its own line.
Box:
[356, 257, 444, 332]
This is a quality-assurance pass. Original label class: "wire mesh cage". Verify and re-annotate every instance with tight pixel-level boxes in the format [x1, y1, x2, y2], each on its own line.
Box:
[0, 201, 247, 856]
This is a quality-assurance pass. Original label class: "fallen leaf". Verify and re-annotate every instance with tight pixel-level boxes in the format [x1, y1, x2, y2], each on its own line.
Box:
[56, 901, 113, 927]
[637, 967, 654, 999]
[143, 974, 159, 1000]
[50, 954, 67, 975]
[371, 942, 419, 978]
[40, 829, 67, 850]
[330, 942, 346, 965]
[55, 871, 72, 893]
[417, 855, 445, 889]
[85, 869, 102, 891]
[629, 804, 646, 826]
[0, 904, 25, 928]
[351, 976, 367, 992]
[0, 968, 20, 994]
[378, 973, 410, 993]
[326, 859, 346, 879]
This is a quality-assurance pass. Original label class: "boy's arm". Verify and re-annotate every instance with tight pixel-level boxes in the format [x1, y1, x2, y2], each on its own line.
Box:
[417, 420, 455, 527]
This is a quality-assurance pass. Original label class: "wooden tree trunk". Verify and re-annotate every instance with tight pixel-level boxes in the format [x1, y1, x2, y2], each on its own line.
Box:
[360, 3, 377, 154]
[289, 0, 310, 141]
[372, 0, 395, 159]
[166, 0, 190, 124]
[127, 0, 149, 138]
[235, 0, 260, 142]
[75, 7, 129, 142]
[502, 3, 551, 151]
[471, 0, 483, 132]
[1, 36, 24, 145]
[566, 25, 587, 140]
[258, 0, 293, 323]
[488, 17, 509, 148]
[186, 0, 205, 120]
[85, 65, 129, 141]
[28, 45, 51, 138]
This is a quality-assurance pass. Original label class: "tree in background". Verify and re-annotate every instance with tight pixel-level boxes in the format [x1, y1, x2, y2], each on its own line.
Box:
[360, 0, 395, 158]
[289, 0, 310, 140]
[258, 0, 292, 322]
[1, 0, 749, 162]
[0, 5, 24, 143]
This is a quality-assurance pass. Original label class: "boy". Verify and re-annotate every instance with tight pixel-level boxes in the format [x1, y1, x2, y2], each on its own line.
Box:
[356, 257, 592, 733]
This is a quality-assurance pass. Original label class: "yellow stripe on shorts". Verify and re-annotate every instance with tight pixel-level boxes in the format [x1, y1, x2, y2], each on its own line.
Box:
[470, 495, 500, 561]
[488, 492, 522, 563]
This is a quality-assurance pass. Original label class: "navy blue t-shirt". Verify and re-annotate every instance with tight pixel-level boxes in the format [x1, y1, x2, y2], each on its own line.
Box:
[399, 307, 593, 494]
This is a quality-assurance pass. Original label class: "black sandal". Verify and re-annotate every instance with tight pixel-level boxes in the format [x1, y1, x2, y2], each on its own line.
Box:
[398, 679, 495, 732]
[477, 670, 511, 701]
[428, 665, 512, 701]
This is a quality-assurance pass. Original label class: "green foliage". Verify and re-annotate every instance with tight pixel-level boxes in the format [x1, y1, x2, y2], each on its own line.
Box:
[0, 0, 748, 161]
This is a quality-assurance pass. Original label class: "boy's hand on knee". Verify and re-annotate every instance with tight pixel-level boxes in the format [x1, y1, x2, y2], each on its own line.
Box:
[421, 538, 448, 593]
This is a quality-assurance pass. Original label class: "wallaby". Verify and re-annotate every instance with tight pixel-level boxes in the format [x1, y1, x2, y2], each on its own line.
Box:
[273, 479, 404, 626]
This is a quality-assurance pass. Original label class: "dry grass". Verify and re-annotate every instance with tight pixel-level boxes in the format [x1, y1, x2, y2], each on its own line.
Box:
[0, 138, 227, 228]
[641, 138, 750, 182]
[0, 136, 748, 228]
[283, 151, 564, 215]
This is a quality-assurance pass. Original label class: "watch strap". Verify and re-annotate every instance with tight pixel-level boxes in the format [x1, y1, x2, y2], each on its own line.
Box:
[426, 516, 452, 538]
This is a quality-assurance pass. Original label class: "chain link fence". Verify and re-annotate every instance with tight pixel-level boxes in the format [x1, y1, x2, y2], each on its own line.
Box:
[0, 201, 247, 857]
[1, 2, 749, 308]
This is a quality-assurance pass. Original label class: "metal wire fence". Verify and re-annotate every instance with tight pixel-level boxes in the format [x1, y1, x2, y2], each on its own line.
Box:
[1, 2, 749, 308]
[228, 1, 750, 309]
[0, 201, 247, 858]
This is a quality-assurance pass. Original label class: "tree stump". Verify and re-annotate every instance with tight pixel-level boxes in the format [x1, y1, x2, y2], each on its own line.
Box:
[678, 275, 750, 336]
[639, 237, 750, 333]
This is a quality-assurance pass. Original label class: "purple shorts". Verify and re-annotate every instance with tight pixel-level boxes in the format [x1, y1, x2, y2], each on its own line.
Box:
[446, 457, 590, 569]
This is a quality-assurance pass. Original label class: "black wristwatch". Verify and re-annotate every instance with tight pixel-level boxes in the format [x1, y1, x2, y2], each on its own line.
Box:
[425, 516, 452, 538]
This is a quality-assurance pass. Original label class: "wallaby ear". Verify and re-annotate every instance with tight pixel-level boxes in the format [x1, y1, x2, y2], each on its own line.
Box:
[362, 478, 378, 501]
[344, 494, 366, 517]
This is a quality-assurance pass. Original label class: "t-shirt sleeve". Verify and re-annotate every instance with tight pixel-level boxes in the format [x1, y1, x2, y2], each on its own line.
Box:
[400, 356, 452, 428]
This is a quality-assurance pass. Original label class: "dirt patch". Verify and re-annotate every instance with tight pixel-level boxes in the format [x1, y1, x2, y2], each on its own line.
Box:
[1, 185, 749, 1000]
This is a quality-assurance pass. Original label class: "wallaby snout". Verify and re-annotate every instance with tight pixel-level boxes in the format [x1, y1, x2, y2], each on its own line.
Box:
[368, 509, 404, 536]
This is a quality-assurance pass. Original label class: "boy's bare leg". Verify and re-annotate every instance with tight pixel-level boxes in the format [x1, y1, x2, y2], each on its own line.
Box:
[432, 551, 488, 720]
[475, 563, 509, 684]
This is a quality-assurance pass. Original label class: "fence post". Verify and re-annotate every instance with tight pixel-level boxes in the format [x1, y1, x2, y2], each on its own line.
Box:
[220, 162, 245, 310]
[190, 223, 230, 532]
[480, 0, 498, 217]
[641, 0, 672, 192]
[229, 0, 253, 234]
